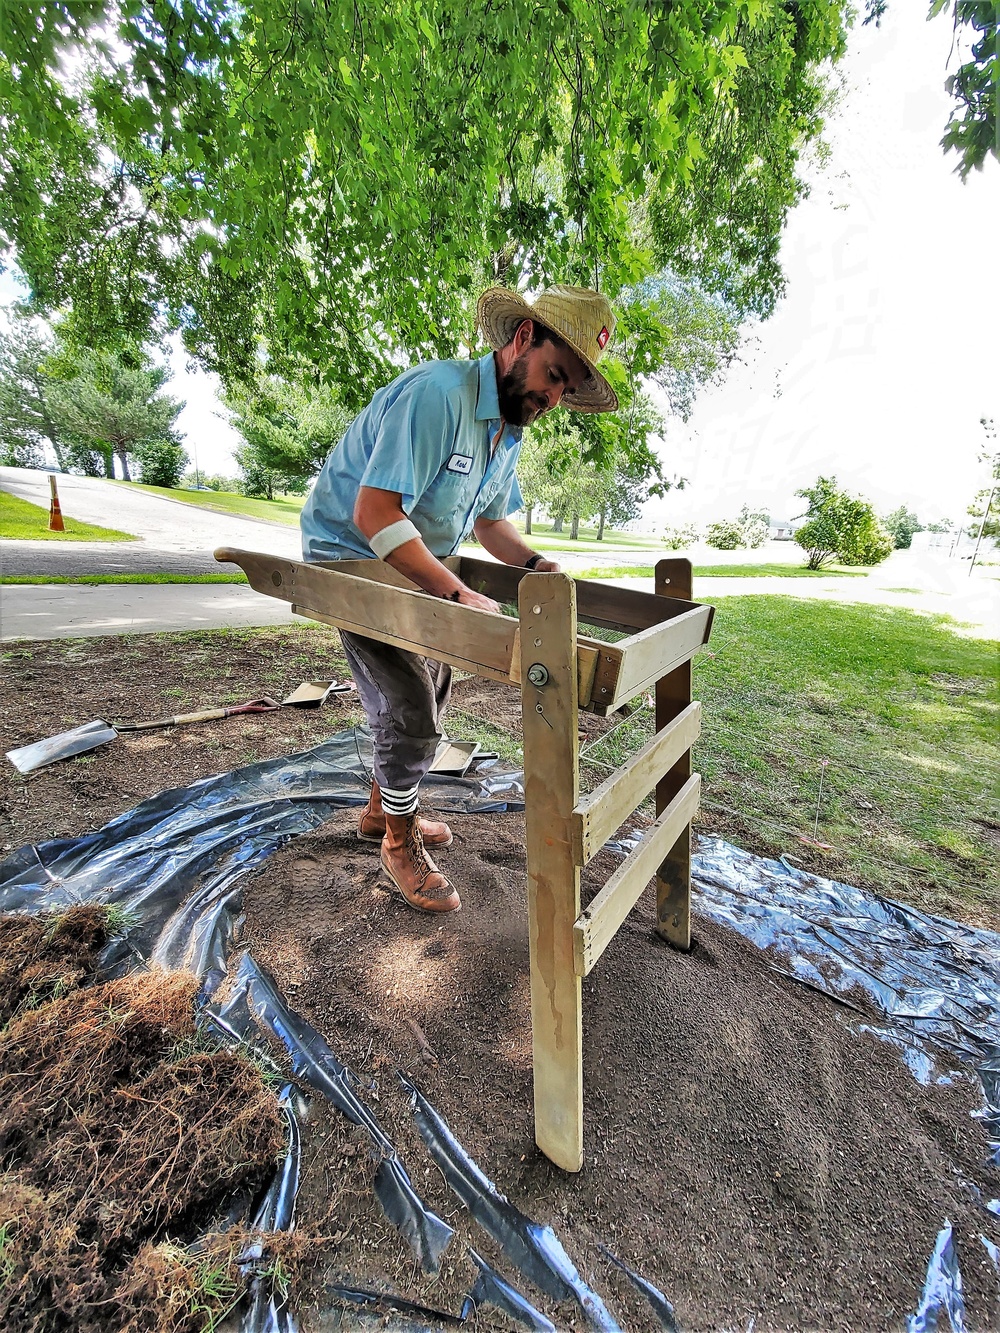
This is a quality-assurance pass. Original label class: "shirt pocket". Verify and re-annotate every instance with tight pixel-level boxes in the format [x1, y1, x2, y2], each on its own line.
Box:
[415, 468, 478, 526]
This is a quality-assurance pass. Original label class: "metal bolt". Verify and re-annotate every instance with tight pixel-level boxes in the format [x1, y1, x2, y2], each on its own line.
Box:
[271, 571, 283, 586]
[535, 703, 544, 713]
[526, 663, 549, 687]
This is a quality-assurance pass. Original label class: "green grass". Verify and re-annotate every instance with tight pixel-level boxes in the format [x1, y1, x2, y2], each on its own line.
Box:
[572, 563, 868, 580]
[0, 489, 135, 542]
[447, 597, 999, 925]
[0, 573, 248, 585]
[507, 523, 665, 553]
[111, 480, 306, 525]
[579, 598, 999, 925]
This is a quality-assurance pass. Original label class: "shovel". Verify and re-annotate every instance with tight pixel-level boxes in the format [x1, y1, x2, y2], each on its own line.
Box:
[113, 697, 282, 731]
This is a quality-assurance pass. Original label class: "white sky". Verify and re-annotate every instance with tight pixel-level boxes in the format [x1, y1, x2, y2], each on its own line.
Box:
[2, 2, 997, 521]
[652, 2, 1000, 529]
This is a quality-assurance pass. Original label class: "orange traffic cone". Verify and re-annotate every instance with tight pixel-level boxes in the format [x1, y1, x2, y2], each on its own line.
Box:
[48, 474, 65, 531]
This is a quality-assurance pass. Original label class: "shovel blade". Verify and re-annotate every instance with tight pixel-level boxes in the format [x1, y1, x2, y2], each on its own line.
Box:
[6, 720, 118, 774]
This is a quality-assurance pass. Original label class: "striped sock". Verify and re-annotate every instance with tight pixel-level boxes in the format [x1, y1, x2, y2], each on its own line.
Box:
[379, 783, 419, 817]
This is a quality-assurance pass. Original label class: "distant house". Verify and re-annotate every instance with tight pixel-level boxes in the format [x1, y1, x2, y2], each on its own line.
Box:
[770, 520, 797, 541]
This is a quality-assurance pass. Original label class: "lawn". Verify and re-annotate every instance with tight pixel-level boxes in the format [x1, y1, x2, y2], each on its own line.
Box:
[573, 563, 867, 579]
[574, 597, 998, 928]
[111, 481, 307, 526]
[0, 490, 135, 542]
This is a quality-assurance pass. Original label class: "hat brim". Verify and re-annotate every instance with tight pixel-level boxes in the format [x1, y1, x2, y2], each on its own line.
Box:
[476, 288, 619, 414]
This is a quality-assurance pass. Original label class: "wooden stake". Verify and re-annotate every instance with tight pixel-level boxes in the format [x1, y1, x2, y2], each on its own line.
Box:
[519, 572, 583, 1172]
[654, 559, 693, 950]
[48, 474, 64, 532]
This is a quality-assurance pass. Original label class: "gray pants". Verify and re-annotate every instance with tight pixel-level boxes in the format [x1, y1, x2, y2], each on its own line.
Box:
[340, 631, 451, 808]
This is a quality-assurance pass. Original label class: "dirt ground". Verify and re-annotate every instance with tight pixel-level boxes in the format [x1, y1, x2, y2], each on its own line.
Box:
[243, 810, 1000, 1332]
[4, 631, 1000, 1330]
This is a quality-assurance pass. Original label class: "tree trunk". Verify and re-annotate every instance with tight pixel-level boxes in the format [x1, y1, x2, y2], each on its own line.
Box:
[104, 450, 115, 479]
[570, 512, 580, 540]
[524, 505, 533, 536]
[551, 515, 563, 533]
[597, 508, 606, 541]
[116, 447, 131, 482]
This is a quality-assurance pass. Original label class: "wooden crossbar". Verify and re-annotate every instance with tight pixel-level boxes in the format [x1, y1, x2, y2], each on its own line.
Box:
[571, 702, 702, 866]
[219, 548, 613, 708]
[605, 605, 713, 710]
[572, 773, 702, 977]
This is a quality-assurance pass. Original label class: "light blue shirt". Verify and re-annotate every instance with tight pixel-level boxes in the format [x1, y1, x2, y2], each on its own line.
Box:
[301, 353, 524, 562]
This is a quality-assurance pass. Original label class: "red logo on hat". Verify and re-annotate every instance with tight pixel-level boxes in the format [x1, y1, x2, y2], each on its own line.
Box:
[597, 326, 610, 349]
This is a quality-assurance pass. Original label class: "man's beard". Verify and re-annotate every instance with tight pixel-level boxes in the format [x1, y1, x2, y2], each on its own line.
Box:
[498, 355, 548, 426]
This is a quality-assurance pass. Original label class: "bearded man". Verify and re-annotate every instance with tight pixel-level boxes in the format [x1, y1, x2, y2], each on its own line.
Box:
[300, 284, 618, 914]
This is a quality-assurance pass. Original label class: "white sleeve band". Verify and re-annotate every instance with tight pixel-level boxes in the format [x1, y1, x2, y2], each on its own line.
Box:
[369, 518, 421, 560]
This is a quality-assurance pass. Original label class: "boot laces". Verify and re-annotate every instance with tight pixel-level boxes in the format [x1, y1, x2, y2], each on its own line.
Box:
[404, 818, 430, 884]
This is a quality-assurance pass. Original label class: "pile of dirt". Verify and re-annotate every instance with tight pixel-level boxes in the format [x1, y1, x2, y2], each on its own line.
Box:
[242, 809, 1000, 1332]
[0, 926, 288, 1333]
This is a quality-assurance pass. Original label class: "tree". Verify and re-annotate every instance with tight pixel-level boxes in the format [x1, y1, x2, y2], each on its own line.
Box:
[45, 350, 186, 482]
[134, 437, 188, 488]
[794, 476, 894, 569]
[967, 418, 999, 541]
[705, 519, 745, 551]
[225, 377, 350, 489]
[705, 506, 769, 550]
[865, 1, 998, 178]
[662, 524, 700, 550]
[182, 471, 240, 493]
[0, 1, 850, 403]
[883, 506, 923, 550]
[0, 314, 66, 468]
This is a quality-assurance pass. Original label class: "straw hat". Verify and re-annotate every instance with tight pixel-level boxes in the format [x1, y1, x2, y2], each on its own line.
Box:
[477, 284, 619, 413]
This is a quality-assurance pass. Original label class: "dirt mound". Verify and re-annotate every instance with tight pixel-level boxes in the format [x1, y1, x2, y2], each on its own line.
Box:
[0, 961, 287, 1333]
[242, 809, 1000, 1331]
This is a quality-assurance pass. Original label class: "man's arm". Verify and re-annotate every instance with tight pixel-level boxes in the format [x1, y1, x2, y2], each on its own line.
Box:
[473, 516, 561, 572]
[353, 486, 500, 611]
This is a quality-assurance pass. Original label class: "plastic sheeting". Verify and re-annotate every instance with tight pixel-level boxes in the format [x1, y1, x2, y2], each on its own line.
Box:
[689, 837, 1000, 1168]
[2, 731, 999, 1331]
[400, 1073, 620, 1332]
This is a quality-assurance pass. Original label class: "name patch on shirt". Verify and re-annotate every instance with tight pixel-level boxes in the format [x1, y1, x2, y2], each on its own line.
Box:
[446, 453, 473, 474]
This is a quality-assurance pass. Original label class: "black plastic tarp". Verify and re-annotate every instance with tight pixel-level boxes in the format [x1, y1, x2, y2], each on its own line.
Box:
[1, 731, 998, 1331]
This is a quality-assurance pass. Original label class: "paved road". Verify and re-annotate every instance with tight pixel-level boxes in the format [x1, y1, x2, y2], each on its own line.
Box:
[1, 583, 299, 640]
[2, 468, 995, 640]
[1, 467, 301, 574]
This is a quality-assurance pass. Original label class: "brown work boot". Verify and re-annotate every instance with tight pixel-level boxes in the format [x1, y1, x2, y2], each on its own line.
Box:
[380, 814, 461, 914]
[357, 782, 453, 848]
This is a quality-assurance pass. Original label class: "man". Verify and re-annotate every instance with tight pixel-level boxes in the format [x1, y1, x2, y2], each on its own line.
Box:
[301, 284, 618, 915]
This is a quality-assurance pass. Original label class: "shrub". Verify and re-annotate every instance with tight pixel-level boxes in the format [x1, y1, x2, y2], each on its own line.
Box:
[705, 519, 744, 550]
[134, 438, 188, 488]
[662, 523, 699, 550]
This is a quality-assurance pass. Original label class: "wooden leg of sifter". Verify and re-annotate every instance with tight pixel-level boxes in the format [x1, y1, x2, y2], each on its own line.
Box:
[519, 572, 584, 1172]
[654, 559, 694, 950]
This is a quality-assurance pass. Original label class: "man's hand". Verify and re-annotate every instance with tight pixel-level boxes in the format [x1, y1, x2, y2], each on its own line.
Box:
[454, 587, 501, 613]
[530, 557, 561, 573]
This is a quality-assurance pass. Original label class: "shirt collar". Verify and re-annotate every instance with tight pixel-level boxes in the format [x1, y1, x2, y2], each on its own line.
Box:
[475, 351, 501, 422]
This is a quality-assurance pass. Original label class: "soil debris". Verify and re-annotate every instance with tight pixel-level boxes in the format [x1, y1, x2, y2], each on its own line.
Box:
[242, 809, 1000, 1332]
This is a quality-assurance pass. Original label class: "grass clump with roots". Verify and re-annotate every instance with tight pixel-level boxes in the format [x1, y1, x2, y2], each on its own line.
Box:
[0, 907, 290, 1332]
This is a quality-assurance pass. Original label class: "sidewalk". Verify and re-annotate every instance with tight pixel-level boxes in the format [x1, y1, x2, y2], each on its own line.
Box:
[1, 583, 299, 641]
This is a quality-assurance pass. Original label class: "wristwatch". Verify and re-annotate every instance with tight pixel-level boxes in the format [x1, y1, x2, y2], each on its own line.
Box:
[524, 554, 544, 570]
